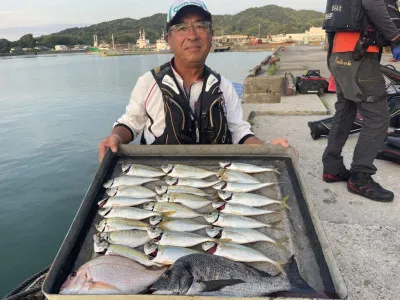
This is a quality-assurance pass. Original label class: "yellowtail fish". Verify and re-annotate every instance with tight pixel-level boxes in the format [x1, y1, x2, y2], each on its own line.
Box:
[212, 181, 280, 193]
[98, 207, 160, 220]
[219, 162, 280, 174]
[94, 230, 152, 249]
[212, 201, 278, 216]
[95, 218, 149, 232]
[94, 240, 161, 267]
[106, 186, 156, 198]
[204, 211, 281, 229]
[218, 191, 290, 209]
[156, 193, 211, 210]
[103, 176, 158, 189]
[166, 177, 219, 188]
[217, 169, 261, 184]
[206, 227, 287, 251]
[98, 196, 152, 208]
[144, 242, 200, 265]
[202, 241, 285, 274]
[122, 163, 165, 177]
[155, 185, 208, 197]
[161, 164, 215, 179]
[149, 216, 210, 232]
[143, 201, 202, 219]
[147, 227, 216, 247]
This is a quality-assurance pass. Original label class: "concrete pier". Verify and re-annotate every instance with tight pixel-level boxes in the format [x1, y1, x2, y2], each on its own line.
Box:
[247, 45, 400, 300]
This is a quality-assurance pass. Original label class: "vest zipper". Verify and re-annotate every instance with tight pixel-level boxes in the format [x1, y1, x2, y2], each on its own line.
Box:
[209, 95, 223, 128]
[167, 97, 186, 130]
[166, 101, 181, 145]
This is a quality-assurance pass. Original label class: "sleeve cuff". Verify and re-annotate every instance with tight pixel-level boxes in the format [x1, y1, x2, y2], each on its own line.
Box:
[238, 134, 255, 145]
[113, 123, 134, 142]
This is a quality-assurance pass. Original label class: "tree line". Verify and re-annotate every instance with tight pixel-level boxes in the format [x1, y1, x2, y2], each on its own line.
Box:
[0, 5, 324, 53]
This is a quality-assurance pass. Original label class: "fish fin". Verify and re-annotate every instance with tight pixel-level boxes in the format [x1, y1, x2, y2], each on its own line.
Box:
[88, 281, 120, 291]
[274, 168, 281, 175]
[197, 279, 245, 292]
[280, 196, 291, 210]
[163, 211, 176, 217]
[274, 261, 287, 276]
[275, 237, 289, 252]
[268, 220, 284, 231]
[283, 256, 315, 291]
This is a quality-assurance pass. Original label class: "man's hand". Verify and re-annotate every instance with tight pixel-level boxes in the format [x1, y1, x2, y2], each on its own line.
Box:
[98, 134, 121, 163]
[271, 137, 289, 148]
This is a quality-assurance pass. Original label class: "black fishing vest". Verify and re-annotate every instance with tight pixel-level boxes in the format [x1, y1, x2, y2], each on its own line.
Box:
[324, 0, 400, 46]
[323, 0, 364, 33]
[143, 62, 232, 145]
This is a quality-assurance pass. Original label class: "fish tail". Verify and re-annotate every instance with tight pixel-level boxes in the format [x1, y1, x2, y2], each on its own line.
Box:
[273, 167, 281, 175]
[275, 237, 289, 252]
[268, 220, 284, 231]
[280, 196, 291, 210]
[275, 261, 287, 276]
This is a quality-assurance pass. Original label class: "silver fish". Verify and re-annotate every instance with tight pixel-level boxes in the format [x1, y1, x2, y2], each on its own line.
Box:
[217, 169, 261, 184]
[122, 163, 165, 177]
[161, 164, 215, 179]
[151, 254, 313, 297]
[206, 227, 287, 250]
[166, 177, 219, 188]
[95, 218, 149, 232]
[98, 207, 160, 220]
[219, 162, 281, 174]
[212, 201, 277, 216]
[144, 201, 202, 219]
[218, 192, 290, 209]
[212, 181, 279, 193]
[103, 176, 158, 189]
[106, 186, 156, 198]
[147, 227, 215, 247]
[144, 242, 200, 265]
[204, 211, 281, 229]
[95, 241, 161, 267]
[202, 241, 284, 274]
[150, 216, 210, 232]
[94, 230, 152, 249]
[155, 185, 208, 197]
[60, 255, 167, 295]
[98, 196, 151, 208]
[157, 193, 211, 210]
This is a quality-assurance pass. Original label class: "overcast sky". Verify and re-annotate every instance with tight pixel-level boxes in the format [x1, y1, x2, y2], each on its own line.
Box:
[0, 0, 327, 41]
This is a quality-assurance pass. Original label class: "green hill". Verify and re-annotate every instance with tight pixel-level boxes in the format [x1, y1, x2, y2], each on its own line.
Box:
[1, 5, 324, 52]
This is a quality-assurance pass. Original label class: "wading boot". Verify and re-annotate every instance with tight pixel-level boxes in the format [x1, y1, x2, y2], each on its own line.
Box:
[347, 172, 394, 202]
[323, 169, 351, 183]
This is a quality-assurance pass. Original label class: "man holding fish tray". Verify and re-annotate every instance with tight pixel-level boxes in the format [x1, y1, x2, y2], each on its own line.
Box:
[98, 0, 288, 162]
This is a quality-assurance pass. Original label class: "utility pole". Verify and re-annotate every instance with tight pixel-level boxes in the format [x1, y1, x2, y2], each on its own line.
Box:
[112, 34, 115, 49]
[258, 23, 261, 38]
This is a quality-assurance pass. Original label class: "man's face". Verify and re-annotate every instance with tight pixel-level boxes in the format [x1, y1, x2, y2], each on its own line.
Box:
[167, 11, 213, 68]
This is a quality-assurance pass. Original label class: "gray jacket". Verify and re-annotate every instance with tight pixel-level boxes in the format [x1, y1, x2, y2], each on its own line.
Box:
[362, 0, 399, 41]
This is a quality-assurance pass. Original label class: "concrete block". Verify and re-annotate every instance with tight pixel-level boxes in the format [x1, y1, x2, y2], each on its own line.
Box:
[244, 75, 282, 103]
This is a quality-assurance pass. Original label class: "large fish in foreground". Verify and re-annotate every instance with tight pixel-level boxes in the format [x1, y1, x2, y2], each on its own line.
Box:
[151, 254, 317, 297]
[219, 162, 281, 174]
[60, 255, 166, 295]
[161, 164, 215, 179]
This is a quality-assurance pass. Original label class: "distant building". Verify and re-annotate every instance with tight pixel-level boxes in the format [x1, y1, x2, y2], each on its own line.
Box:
[10, 47, 24, 54]
[267, 27, 325, 44]
[136, 29, 150, 49]
[55, 45, 68, 51]
[156, 31, 170, 52]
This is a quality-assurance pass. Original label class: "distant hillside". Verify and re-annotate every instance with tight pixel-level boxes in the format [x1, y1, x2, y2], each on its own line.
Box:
[0, 5, 324, 52]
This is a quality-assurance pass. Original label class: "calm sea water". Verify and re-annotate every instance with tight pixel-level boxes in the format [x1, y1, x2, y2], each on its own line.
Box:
[0, 50, 271, 296]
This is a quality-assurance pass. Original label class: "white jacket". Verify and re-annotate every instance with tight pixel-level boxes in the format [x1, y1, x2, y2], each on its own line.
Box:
[114, 64, 254, 144]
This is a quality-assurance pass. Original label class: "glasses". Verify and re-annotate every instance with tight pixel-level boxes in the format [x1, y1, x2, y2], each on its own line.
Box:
[169, 21, 211, 35]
